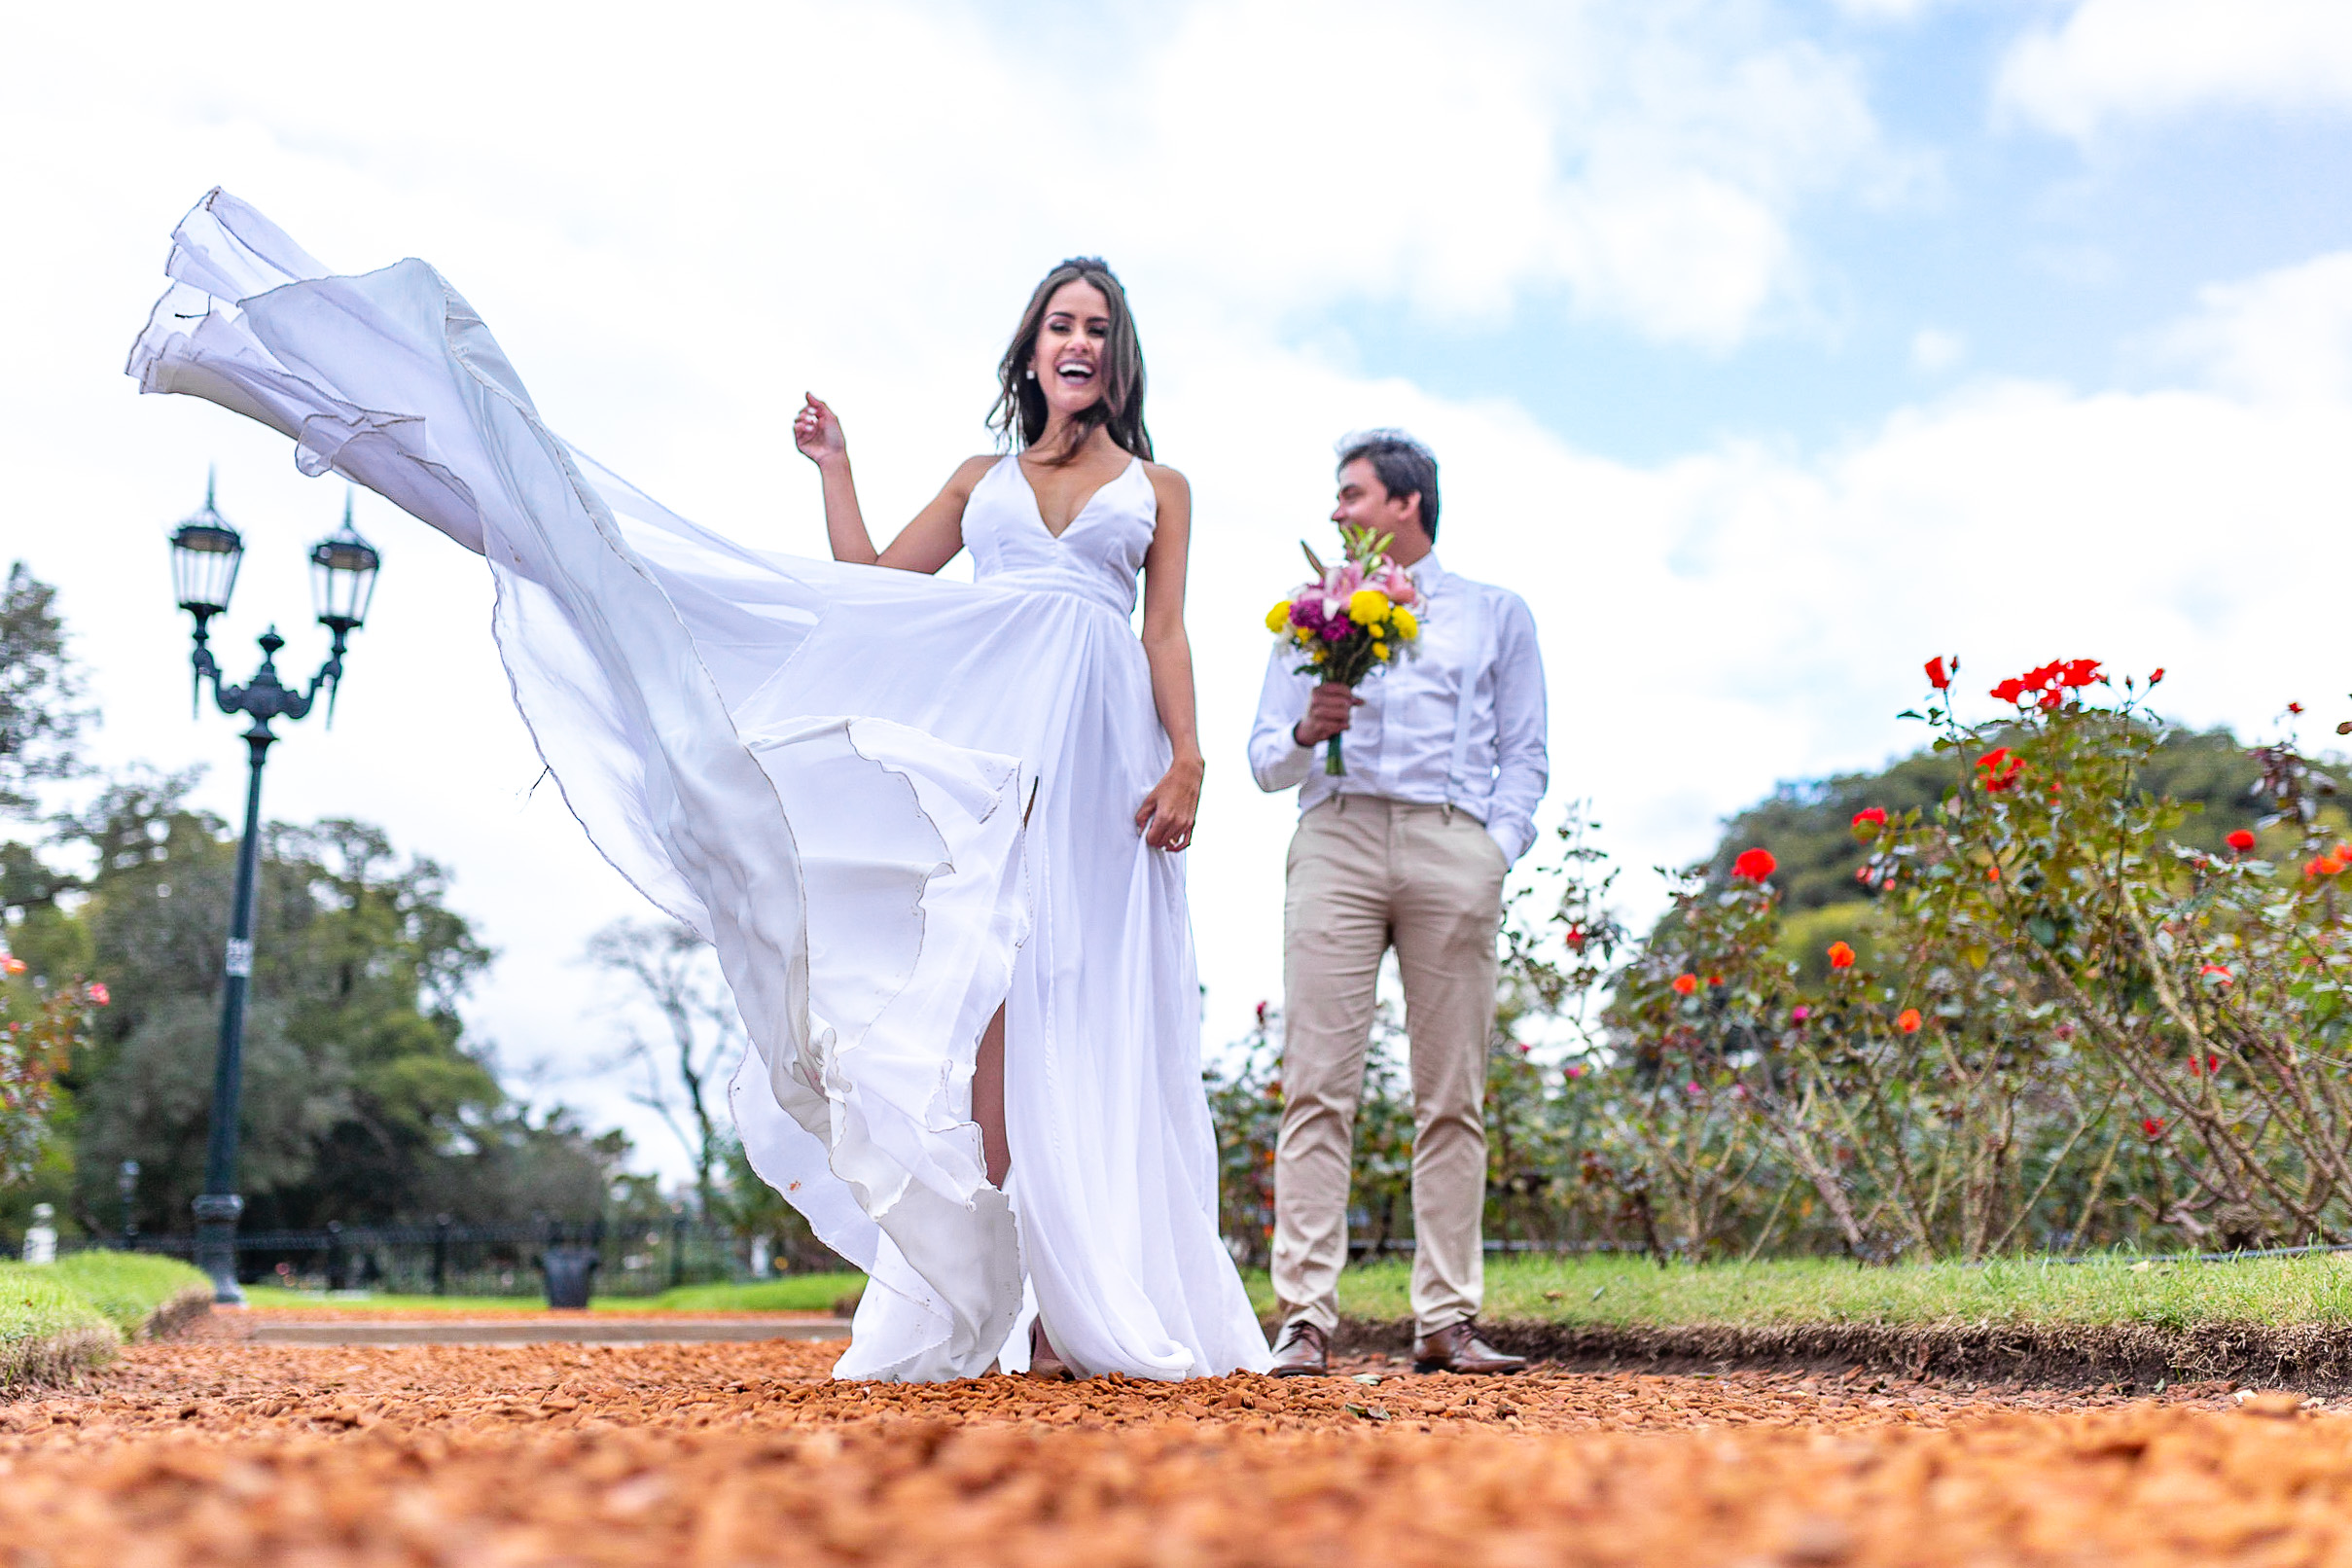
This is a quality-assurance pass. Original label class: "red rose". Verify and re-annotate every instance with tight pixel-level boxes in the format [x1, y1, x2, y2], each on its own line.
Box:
[1897, 1008, 1922, 1034]
[1851, 806, 1887, 834]
[2227, 830, 2256, 853]
[1671, 974, 1698, 996]
[1732, 847, 1777, 881]
[1976, 748, 2022, 792]
[1925, 657, 1951, 691]
[2149, 667, 2164, 685]
[1990, 677, 2028, 704]
[2141, 1117, 2167, 1140]
[1827, 942, 1856, 971]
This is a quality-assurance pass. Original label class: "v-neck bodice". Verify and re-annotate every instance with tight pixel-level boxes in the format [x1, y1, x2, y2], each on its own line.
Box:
[966, 453, 1155, 616]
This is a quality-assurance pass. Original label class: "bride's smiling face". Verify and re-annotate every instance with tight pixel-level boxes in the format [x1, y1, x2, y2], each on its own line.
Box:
[1029, 280, 1113, 419]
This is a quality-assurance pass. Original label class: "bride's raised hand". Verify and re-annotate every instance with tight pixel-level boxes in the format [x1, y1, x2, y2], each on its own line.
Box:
[793, 392, 846, 466]
[1134, 758, 1202, 853]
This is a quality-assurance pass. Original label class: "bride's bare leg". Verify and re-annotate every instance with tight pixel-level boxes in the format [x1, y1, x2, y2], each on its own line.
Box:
[977, 1005, 1011, 1189]
[975, 1005, 1071, 1376]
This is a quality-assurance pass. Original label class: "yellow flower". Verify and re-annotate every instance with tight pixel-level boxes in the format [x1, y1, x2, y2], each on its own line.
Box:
[1390, 606, 1418, 640]
[1309, 646, 1328, 664]
[1265, 599, 1293, 633]
[1291, 624, 1315, 646]
[1372, 641, 1389, 659]
[1347, 588, 1391, 626]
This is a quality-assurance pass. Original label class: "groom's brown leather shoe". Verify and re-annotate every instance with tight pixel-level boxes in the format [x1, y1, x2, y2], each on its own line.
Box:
[1412, 1321, 1526, 1375]
[1267, 1319, 1330, 1376]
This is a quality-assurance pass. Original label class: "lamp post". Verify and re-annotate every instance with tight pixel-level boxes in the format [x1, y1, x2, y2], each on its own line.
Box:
[170, 475, 380, 1304]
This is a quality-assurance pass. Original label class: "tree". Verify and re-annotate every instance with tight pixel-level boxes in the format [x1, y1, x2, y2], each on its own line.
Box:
[0, 563, 89, 818]
[12, 769, 623, 1233]
[586, 919, 741, 1218]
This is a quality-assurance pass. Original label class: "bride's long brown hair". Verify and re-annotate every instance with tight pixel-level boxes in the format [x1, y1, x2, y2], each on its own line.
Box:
[989, 257, 1153, 465]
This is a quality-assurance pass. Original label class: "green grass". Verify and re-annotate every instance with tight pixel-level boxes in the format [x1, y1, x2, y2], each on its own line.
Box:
[48, 1251, 213, 1336]
[239, 1253, 2352, 1333]
[1241, 1252, 2352, 1332]
[0, 1264, 118, 1344]
[0, 1261, 125, 1385]
[237, 1272, 867, 1315]
[640, 1274, 864, 1313]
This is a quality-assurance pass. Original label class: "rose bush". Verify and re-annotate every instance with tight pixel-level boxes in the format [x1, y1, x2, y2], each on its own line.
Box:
[1208, 663, 2352, 1263]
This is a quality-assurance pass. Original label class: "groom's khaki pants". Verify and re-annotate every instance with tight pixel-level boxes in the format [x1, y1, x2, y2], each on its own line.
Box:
[1273, 796, 1506, 1336]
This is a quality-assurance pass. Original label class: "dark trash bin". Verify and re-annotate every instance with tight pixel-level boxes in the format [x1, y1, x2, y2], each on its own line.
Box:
[541, 1245, 599, 1309]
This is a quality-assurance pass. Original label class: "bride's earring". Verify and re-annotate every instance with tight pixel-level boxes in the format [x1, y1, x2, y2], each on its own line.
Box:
[1024, 368, 1036, 379]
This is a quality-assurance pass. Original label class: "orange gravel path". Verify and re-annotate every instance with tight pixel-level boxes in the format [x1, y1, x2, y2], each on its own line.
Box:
[0, 1339, 2341, 1564]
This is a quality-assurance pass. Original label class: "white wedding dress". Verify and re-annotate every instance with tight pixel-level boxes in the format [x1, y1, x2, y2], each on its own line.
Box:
[129, 190, 1271, 1382]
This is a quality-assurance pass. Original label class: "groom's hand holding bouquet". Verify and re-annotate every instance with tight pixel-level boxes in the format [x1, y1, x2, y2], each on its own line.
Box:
[1264, 524, 1421, 775]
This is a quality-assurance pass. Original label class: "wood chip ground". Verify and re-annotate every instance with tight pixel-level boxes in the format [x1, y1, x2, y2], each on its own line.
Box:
[0, 1332, 2341, 1564]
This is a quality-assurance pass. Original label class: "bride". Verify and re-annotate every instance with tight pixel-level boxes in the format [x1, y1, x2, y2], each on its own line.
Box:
[128, 191, 1271, 1383]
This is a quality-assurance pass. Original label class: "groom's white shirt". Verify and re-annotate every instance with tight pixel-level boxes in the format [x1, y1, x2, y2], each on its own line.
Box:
[1248, 552, 1549, 865]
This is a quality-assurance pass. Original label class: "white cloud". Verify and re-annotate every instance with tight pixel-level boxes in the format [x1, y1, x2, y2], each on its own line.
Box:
[1910, 326, 1967, 372]
[9, 0, 2346, 1186]
[2153, 250, 2352, 403]
[1829, 0, 1945, 20]
[1997, 0, 2352, 139]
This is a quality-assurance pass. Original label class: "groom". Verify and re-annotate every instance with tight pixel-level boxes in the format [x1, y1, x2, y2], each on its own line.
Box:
[1247, 430, 1550, 1376]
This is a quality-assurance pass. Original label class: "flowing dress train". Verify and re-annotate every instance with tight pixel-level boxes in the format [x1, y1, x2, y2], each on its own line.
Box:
[128, 189, 1271, 1382]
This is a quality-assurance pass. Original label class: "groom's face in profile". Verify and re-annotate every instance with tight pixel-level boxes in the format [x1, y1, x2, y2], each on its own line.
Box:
[1332, 458, 1431, 560]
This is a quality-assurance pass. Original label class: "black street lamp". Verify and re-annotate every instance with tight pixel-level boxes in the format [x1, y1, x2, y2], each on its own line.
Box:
[170, 475, 381, 1304]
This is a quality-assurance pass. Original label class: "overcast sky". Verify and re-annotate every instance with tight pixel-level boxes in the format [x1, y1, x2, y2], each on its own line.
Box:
[5, 0, 2350, 1186]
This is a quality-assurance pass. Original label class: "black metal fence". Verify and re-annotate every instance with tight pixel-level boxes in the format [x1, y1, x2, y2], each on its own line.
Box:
[79, 1217, 846, 1299]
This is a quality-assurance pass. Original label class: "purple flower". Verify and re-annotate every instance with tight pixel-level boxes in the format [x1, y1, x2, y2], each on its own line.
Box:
[1289, 599, 1322, 630]
[1320, 615, 1354, 643]
[1790, 1006, 1810, 1023]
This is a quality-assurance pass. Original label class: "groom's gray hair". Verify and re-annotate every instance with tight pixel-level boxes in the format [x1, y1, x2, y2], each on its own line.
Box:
[1336, 429, 1441, 543]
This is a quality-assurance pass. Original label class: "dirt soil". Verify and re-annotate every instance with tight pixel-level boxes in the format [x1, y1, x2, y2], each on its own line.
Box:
[0, 1339, 2345, 1564]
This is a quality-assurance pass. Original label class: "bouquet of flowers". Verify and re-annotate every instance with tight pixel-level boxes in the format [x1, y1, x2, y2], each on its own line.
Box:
[1263, 524, 1423, 775]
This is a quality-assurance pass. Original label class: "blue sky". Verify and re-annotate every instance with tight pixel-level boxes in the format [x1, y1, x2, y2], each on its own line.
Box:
[5, 0, 2351, 1183]
[1329, 4, 2352, 460]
